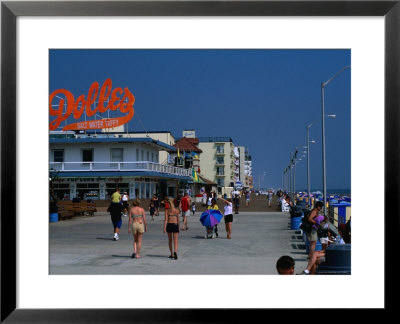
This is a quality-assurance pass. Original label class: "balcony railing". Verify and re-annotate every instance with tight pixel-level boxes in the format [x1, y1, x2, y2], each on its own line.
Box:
[49, 161, 191, 177]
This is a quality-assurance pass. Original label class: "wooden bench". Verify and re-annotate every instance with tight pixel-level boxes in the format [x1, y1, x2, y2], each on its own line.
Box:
[57, 201, 97, 219]
[58, 210, 74, 221]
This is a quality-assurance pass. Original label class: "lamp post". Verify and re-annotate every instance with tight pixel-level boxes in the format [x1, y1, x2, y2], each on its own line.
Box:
[307, 114, 335, 208]
[321, 65, 350, 214]
[290, 146, 306, 194]
[258, 171, 266, 191]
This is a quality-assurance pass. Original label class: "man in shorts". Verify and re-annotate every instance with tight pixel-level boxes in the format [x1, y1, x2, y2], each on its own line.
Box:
[180, 192, 191, 231]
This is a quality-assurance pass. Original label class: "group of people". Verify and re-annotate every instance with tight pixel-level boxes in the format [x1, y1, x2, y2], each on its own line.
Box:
[108, 189, 235, 260]
[278, 191, 293, 212]
[276, 199, 351, 275]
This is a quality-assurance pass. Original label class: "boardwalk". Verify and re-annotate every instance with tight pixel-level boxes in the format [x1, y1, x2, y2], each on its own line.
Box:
[50, 202, 309, 275]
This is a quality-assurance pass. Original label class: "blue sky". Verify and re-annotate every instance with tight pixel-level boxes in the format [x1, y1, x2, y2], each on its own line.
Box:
[50, 49, 351, 192]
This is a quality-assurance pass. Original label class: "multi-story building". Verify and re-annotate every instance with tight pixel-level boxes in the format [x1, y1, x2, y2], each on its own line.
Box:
[198, 137, 235, 194]
[244, 149, 253, 189]
[49, 131, 191, 201]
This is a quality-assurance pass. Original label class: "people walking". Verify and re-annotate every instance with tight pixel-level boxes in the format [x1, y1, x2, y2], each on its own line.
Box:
[268, 190, 273, 208]
[191, 202, 196, 215]
[111, 187, 121, 205]
[180, 192, 191, 230]
[205, 198, 220, 238]
[219, 197, 233, 239]
[163, 198, 180, 260]
[121, 191, 129, 217]
[109, 200, 123, 241]
[233, 194, 240, 214]
[245, 191, 251, 207]
[149, 201, 156, 221]
[152, 194, 160, 216]
[128, 199, 147, 259]
[161, 196, 170, 217]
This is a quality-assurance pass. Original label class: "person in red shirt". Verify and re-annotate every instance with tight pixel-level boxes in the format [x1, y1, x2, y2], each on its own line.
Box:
[179, 192, 191, 230]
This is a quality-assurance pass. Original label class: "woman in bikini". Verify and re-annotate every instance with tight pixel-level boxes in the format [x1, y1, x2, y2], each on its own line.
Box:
[128, 199, 147, 259]
[163, 198, 180, 260]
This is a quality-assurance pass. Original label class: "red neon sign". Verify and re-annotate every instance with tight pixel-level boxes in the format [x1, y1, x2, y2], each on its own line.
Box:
[49, 78, 135, 131]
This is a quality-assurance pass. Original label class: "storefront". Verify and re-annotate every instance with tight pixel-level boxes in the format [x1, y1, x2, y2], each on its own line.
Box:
[50, 172, 191, 201]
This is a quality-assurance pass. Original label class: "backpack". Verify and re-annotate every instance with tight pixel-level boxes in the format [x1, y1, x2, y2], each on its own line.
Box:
[300, 209, 313, 233]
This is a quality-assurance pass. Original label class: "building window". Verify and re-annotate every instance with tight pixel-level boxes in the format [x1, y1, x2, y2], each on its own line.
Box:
[111, 148, 123, 162]
[136, 149, 140, 161]
[53, 149, 64, 162]
[217, 179, 224, 187]
[82, 149, 93, 162]
[147, 152, 150, 161]
[141, 150, 144, 161]
[151, 153, 154, 162]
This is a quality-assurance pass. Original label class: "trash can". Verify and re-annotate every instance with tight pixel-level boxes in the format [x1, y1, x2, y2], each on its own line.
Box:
[316, 244, 351, 274]
[50, 201, 58, 223]
[291, 216, 302, 230]
[50, 212, 58, 223]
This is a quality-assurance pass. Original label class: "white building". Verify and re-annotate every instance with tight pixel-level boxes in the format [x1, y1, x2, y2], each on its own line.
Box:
[49, 131, 191, 201]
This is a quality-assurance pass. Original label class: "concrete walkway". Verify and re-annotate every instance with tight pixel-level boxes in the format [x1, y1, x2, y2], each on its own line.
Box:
[50, 210, 308, 275]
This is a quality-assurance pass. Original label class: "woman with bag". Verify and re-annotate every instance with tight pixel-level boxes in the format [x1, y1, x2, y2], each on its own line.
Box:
[306, 201, 324, 259]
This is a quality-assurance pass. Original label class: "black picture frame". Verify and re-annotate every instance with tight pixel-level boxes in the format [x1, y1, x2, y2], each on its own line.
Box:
[1, 0, 397, 322]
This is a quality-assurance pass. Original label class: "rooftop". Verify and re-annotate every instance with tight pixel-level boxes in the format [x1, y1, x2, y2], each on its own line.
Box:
[49, 136, 176, 152]
[198, 137, 233, 143]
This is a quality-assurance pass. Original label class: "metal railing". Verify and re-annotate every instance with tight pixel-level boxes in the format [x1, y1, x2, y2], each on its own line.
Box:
[49, 161, 191, 177]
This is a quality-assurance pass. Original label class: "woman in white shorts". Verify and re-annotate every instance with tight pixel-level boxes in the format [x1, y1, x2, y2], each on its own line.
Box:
[128, 199, 147, 259]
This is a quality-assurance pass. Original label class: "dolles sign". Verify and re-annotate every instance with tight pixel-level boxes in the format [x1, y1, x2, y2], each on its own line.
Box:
[49, 78, 135, 131]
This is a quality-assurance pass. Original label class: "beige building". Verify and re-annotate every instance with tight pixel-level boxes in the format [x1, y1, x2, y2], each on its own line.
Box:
[198, 137, 235, 194]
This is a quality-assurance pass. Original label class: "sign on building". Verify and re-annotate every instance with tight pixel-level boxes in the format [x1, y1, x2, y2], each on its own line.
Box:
[49, 78, 135, 131]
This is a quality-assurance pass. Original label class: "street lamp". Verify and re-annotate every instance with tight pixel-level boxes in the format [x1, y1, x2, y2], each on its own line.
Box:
[321, 65, 350, 214]
[291, 146, 306, 194]
[258, 171, 266, 191]
[306, 114, 335, 208]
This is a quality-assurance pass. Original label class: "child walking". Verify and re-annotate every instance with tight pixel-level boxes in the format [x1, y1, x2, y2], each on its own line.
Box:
[191, 202, 196, 215]
[149, 202, 156, 221]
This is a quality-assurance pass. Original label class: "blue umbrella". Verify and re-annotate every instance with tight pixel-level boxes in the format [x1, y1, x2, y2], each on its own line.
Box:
[199, 209, 223, 227]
